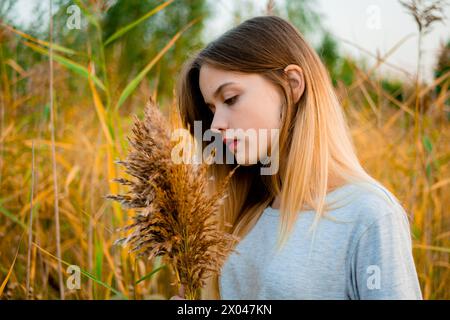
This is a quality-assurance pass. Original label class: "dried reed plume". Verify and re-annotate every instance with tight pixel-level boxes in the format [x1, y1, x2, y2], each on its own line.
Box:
[399, 0, 448, 34]
[106, 97, 240, 300]
[266, 0, 276, 15]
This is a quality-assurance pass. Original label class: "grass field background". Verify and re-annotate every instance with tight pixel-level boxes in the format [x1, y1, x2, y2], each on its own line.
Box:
[0, 0, 449, 299]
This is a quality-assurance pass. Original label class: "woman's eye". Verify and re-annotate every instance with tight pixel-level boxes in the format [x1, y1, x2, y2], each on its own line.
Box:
[224, 96, 238, 106]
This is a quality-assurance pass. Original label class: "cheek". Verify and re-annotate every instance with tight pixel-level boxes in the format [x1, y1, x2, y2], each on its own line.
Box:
[234, 130, 275, 165]
[235, 136, 259, 165]
[231, 91, 282, 163]
[236, 93, 282, 131]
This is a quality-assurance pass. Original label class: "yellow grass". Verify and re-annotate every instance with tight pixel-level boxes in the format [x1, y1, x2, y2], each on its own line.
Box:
[0, 8, 448, 300]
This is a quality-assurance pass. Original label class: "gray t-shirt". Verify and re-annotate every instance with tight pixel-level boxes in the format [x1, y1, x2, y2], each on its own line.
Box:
[219, 181, 422, 300]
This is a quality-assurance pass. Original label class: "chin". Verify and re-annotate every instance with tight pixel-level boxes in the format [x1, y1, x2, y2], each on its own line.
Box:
[234, 153, 259, 166]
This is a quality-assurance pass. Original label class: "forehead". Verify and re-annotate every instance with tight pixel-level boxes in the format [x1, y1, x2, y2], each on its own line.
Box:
[198, 64, 253, 99]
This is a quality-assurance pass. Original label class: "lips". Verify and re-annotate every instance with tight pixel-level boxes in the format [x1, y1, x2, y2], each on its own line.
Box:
[223, 138, 238, 150]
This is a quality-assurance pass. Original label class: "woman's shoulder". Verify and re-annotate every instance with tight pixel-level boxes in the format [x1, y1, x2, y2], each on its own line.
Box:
[330, 180, 409, 231]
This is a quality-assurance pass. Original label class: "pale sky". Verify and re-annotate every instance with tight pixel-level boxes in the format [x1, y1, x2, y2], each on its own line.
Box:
[11, 0, 450, 82]
[317, 0, 450, 82]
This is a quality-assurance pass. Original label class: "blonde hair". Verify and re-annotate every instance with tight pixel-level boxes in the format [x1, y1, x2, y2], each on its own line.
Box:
[176, 15, 407, 299]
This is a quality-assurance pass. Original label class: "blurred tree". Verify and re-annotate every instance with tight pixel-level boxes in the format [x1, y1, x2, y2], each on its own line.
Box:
[285, 0, 323, 39]
[381, 79, 405, 102]
[102, 0, 209, 102]
[230, 0, 324, 41]
[316, 31, 340, 85]
[17, 0, 209, 106]
[0, 0, 14, 23]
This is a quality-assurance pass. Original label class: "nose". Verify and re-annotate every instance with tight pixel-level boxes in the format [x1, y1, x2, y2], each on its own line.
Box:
[210, 107, 228, 133]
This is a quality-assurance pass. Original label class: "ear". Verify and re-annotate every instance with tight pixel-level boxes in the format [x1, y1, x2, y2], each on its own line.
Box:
[284, 64, 305, 104]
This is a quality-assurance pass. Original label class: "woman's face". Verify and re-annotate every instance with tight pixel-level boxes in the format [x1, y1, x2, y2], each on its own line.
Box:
[198, 64, 283, 166]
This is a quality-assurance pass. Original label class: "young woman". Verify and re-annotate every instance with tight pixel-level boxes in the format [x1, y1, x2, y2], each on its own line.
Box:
[175, 15, 422, 300]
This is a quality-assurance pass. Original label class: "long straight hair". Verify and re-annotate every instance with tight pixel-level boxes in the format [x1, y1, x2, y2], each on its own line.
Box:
[176, 15, 407, 299]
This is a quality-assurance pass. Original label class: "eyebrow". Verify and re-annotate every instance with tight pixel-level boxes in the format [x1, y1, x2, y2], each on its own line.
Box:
[204, 82, 236, 105]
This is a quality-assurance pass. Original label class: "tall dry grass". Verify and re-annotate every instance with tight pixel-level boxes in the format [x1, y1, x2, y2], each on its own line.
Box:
[0, 2, 449, 299]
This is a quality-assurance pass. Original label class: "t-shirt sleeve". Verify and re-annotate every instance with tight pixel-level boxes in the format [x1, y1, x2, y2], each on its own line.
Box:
[347, 209, 423, 300]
